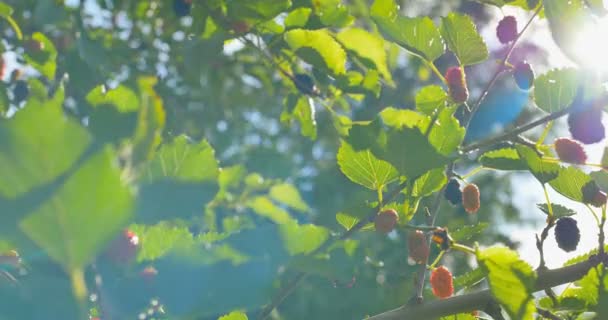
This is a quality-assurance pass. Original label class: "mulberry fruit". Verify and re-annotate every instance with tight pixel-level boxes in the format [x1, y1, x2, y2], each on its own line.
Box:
[462, 183, 480, 214]
[13, 80, 29, 104]
[408, 230, 429, 264]
[375, 209, 398, 234]
[554, 217, 580, 252]
[430, 266, 454, 299]
[106, 229, 140, 264]
[582, 181, 607, 207]
[173, 0, 192, 17]
[445, 66, 469, 103]
[444, 179, 462, 205]
[554, 138, 587, 164]
[513, 62, 534, 90]
[496, 16, 518, 44]
[294, 74, 318, 95]
[432, 227, 452, 250]
[568, 106, 605, 144]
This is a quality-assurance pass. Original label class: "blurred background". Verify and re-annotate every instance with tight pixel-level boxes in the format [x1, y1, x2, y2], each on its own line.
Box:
[1, 0, 607, 319]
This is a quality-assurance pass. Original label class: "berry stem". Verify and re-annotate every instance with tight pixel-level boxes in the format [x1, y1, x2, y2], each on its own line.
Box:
[542, 184, 554, 218]
[428, 250, 446, 270]
[585, 204, 601, 227]
[536, 121, 554, 147]
[451, 243, 476, 255]
[461, 166, 484, 180]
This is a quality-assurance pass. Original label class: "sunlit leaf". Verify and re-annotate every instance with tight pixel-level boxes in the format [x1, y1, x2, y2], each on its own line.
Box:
[337, 28, 393, 84]
[477, 246, 536, 320]
[20, 147, 134, 271]
[371, 0, 445, 61]
[284, 29, 347, 76]
[337, 140, 399, 190]
[440, 13, 488, 65]
[534, 68, 580, 113]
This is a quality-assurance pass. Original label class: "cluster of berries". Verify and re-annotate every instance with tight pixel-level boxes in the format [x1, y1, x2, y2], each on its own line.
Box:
[444, 179, 480, 214]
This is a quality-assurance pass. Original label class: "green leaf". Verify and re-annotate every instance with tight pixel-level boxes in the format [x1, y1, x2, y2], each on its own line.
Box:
[282, 95, 317, 139]
[312, 0, 354, 28]
[371, 0, 444, 61]
[218, 311, 248, 320]
[130, 222, 230, 262]
[279, 221, 329, 255]
[0, 101, 90, 199]
[537, 203, 577, 218]
[248, 196, 292, 224]
[477, 246, 536, 320]
[451, 222, 489, 242]
[336, 28, 393, 84]
[225, 0, 290, 21]
[0, 3, 13, 17]
[143, 135, 219, 183]
[379, 107, 430, 130]
[383, 127, 449, 178]
[548, 166, 595, 203]
[440, 13, 488, 66]
[453, 267, 486, 290]
[284, 8, 312, 28]
[591, 170, 608, 192]
[336, 212, 359, 231]
[86, 84, 140, 112]
[218, 165, 246, 195]
[269, 183, 310, 212]
[412, 168, 446, 197]
[346, 118, 449, 179]
[416, 85, 448, 115]
[132, 77, 166, 165]
[534, 68, 580, 113]
[284, 29, 347, 76]
[516, 145, 559, 184]
[479, 147, 527, 170]
[137, 135, 219, 223]
[337, 140, 399, 190]
[429, 107, 465, 155]
[20, 147, 134, 271]
[24, 32, 57, 80]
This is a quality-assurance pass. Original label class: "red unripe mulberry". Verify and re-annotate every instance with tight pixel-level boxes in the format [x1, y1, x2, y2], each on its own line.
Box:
[496, 16, 518, 44]
[462, 184, 480, 214]
[445, 66, 469, 103]
[430, 266, 454, 299]
[554, 138, 587, 164]
[375, 209, 398, 234]
[407, 230, 429, 264]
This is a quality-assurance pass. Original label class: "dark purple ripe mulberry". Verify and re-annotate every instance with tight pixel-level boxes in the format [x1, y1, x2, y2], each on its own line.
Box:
[13, 80, 29, 104]
[496, 16, 518, 44]
[568, 106, 605, 144]
[293, 74, 318, 95]
[554, 217, 580, 252]
[173, 0, 192, 17]
[444, 179, 462, 205]
[513, 62, 535, 90]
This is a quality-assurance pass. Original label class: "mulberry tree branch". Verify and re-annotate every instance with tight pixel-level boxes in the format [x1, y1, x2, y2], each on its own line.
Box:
[368, 254, 602, 319]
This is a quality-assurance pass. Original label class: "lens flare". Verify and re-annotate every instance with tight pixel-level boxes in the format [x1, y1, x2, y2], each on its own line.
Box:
[572, 16, 608, 72]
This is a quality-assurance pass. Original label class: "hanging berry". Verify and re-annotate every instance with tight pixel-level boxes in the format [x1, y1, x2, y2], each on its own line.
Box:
[430, 266, 454, 299]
